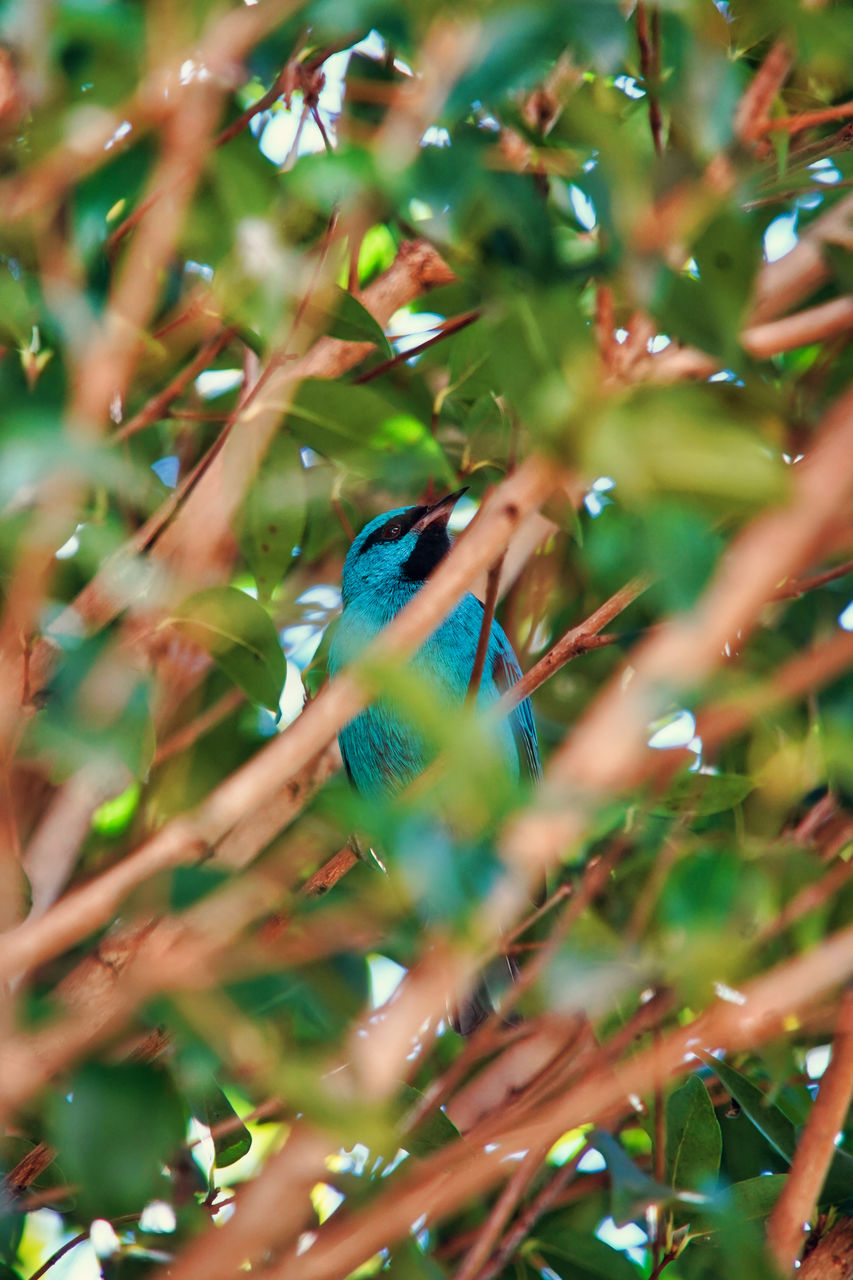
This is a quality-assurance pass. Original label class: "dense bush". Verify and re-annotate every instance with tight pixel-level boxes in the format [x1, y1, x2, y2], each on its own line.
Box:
[1, 2, 853, 1278]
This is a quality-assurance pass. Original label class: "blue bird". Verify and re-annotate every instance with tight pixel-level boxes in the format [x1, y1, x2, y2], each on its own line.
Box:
[328, 490, 541, 1033]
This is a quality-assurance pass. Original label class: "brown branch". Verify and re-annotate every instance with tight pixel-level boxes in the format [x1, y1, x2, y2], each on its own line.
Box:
[0, 1, 296, 222]
[800, 1218, 853, 1279]
[734, 38, 793, 147]
[212, 741, 342, 869]
[499, 576, 650, 712]
[767, 989, 853, 1271]
[3, 1141, 55, 1195]
[743, 296, 853, 360]
[151, 239, 456, 590]
[757, 858, 853, 946]
[0, 458, 555, 986]
[636, 3, 663, 154]
[152, 687, 245, 766]
[472, 1145, 588, 1280]
[642, 295, 853, 384]
[501, 377, 853, 884]
[12, 237, 458, 719]
[354, 309, 480, 384]
[468, 553, 505, 700]
[113, 329, 234, 443]
[260, 917, 853, 1280]
[301, 843, 358, 896]
[456, 1147, 544, 1280]
[764, 100, 853, 135]
[751, 191, 853, 325]
[775, 555, 853, 599]
[697, 626, 853, 755]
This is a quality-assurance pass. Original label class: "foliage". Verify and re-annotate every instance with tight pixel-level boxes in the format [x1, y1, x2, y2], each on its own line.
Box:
[0, 2, 852, 1279]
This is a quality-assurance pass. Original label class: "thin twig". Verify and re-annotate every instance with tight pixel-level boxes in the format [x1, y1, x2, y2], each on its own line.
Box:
[113, 329, 234, 443]
[311, 104, 333, 152]
[468, 554, 505, 700]
[499, 576, 650, 712]
[471, 1145, 588, 1280]
[28, 1213, 141, 1280]
[652, 1027, 666, 1276]
[301, 844, 358, 896]
[767, 989, 853, 1270]
[757, 859, 853, 946]
[332, 497, 356, 543]
[456, 1147, 544, 1280]
[354, 310, 479, 384]
[153, 688, 245, 767]
[775, 556, 853, 599]
[636, 3, 663, 154]
[764, 100, 853, 135]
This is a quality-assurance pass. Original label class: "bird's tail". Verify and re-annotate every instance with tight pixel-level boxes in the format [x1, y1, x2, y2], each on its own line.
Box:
[449, 954, 521, 1037]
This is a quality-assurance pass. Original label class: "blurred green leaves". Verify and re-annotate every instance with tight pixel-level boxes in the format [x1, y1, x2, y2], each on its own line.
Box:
[285, 378, 452, 490]
[170, 587, 285, 713]
[47, 1063, 185, 1220]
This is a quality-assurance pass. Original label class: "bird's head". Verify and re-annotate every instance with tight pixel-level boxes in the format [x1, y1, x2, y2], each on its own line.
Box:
[341, 489, 468, 606]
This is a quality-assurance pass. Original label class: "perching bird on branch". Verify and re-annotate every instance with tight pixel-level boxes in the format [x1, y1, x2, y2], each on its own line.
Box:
[328, 489, 541, 1034]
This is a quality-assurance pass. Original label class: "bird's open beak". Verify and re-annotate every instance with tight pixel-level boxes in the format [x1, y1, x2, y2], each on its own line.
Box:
[411, 487, 468, 533]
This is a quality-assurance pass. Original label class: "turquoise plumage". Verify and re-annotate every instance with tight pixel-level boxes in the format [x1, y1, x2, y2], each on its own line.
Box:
[328, 491, 540, 796]
[328, 491, 541, 1035]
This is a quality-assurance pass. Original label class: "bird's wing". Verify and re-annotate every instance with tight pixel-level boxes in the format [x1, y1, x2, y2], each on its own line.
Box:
[490, 629, 541, 782]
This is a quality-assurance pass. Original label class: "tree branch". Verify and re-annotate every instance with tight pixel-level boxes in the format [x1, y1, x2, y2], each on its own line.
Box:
[767, 988, 853, 1271]
[0, 457, 556, 986]
[499, 576, 650, 712]
[501, 377, 853, 883]
[259, 916, 853, 1280]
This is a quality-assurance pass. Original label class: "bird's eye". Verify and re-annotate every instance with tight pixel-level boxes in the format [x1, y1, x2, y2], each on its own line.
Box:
[382, 521, 403, 541]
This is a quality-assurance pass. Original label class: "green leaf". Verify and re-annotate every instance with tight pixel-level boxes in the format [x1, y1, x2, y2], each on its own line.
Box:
[665, 1075, 722, 1191]
[311, 285, 393, 356]
[171, 587, 285, 713]
[654, 773, 753, 818]
[590, 385, 788, 509]
[688, 1174, 787, 1238]
[654, 209, 766, 363]
[286, 379, 452, 489]
[725, 1174, 787, 1223]
[47, 1063, 185, 1219]
[287, 378, 397, 451]
[399, 1085, 461, 1158]
[589, 1129, 674, 1226]
[91, 781, 141, 836]
[701, 1053, 853, 1205]
[536, 1226, 642, 1280]
[239, 434, 306, 602]
[699, 1054, 796, 1165]
[188, 1082, 252, 1170]
[25, 632, 155, 782]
